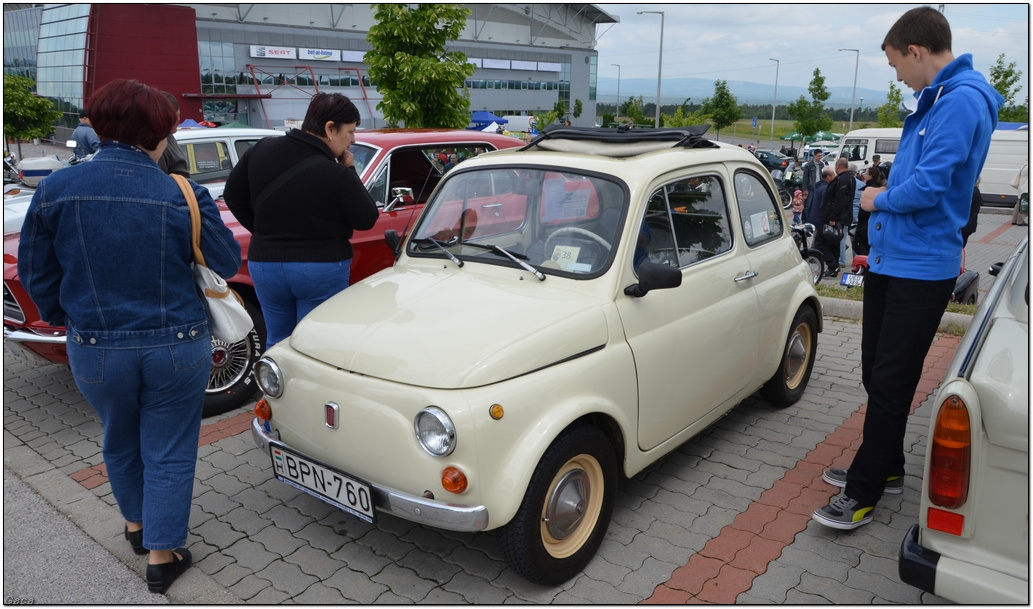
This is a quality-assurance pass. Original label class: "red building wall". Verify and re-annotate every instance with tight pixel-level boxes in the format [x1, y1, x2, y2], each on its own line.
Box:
[88, 4, 203, 121]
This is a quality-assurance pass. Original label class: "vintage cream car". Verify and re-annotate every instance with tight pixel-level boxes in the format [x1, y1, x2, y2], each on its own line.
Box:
[899, 237, 1028, 604]
[251, 126, 823, 584]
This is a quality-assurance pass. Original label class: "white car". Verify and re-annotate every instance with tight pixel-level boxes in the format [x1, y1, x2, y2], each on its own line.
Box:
[249, 125, 823, 585]
[899, 237, 1028, 604]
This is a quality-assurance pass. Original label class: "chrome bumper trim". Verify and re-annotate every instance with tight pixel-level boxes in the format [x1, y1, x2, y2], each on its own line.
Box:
[4, 327, 68, 345]
[250, 418, 489, 532]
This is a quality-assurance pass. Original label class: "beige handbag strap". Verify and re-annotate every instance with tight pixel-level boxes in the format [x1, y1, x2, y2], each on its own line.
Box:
[171, 174, 207, 268]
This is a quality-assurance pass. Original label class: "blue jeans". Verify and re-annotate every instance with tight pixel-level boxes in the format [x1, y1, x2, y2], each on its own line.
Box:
[67, 336, 210, 551]
[845, 271, 955, 506]
[249, 259, 351, 347]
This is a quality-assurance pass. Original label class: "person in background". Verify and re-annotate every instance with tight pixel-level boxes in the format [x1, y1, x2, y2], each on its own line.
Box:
[814, 157, 855, 278]
[791, 189, 805, 225]
[1010, 160, 1028, 226]
[814, 6, 1003, 531]
[158, 92, 190, 178]
[223, 93, 379, 347]
[70, 109, 100, 158]
[853, 165, 885, 256]
[18, 79, 241, 594]
[806, 167, 835, 228]
[801, 149, 827, 222]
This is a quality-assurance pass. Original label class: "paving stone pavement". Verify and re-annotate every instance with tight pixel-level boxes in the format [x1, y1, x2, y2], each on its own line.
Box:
[5, 315, 965, 604]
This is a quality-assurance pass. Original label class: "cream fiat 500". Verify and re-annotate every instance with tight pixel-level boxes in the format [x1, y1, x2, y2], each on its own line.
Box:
[251, 126, 822, 585]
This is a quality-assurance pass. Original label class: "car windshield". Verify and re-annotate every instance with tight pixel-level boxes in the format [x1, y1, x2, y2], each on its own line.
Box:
[408, 167, 627, 278]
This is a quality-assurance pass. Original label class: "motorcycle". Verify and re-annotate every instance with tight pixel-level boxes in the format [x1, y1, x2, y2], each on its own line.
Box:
[771, 162, 804, 210]
[791, 223, 825, 286]
[4, 151, 19, 184]
[841, 248, 980, 304]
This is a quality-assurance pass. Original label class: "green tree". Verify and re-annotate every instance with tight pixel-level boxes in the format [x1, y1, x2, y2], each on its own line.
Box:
[700, 80, 741, 139]
[661, 105, 708, 128]
[364, 4, 473, 128]
[876, 81, 905, 128]
[785, 68, 832, 146]
[989, 53, 1029, 123]
[3, 75, 62, 159]
[623, 96, 648, 126]
[572, 99, 583, 124]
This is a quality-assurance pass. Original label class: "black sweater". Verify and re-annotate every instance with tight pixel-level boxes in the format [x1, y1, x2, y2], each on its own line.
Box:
[224, 129, 379, 262]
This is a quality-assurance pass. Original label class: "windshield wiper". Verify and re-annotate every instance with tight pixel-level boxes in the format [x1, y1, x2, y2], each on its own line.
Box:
[412, 237, 463, 268]
[463, 242, 545, 281]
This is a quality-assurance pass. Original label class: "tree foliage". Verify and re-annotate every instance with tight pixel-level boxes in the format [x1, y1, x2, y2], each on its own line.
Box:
[4, 75, 61, 146]
[661, 105, 708, 128]
[364, 4, 474, 128]
[989, 53, 1029, 123]
[701, 80, 741, 138]
[786, 69, 832, 143]
[876, 81, 905, 128]
[572, 99, 583, 122]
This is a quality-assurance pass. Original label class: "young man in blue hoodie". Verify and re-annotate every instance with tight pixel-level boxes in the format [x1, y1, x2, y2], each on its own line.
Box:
[813, 6, 1003, 530]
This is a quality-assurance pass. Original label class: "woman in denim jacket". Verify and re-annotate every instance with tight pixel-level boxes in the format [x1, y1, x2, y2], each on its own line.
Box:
[18, 79, 241, 594]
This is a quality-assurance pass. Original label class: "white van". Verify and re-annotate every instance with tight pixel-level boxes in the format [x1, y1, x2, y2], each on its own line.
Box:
[835, 128, 901, 169]
[978, 128, 1028, 206]
[501, 115, 538, 133]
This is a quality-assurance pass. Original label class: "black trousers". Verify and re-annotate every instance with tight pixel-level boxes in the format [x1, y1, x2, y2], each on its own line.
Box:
[845, 271, 956, 506]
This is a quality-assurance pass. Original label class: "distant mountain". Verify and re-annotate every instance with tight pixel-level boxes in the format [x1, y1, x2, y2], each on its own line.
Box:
[598, 76, 891, 109]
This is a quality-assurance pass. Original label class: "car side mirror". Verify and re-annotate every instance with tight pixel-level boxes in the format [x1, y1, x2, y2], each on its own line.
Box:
[383, 187, 414, 213]
[988, 262, 1004, 277]
[624, 261, 682, 298]
[384, 229, 403, 259]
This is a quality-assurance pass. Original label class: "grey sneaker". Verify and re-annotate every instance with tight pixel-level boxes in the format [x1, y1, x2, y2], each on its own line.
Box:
[822, 467, 904, 494]
[812, 495, 874, 530]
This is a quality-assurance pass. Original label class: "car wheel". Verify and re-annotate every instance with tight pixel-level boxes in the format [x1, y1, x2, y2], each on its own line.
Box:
[202, 298, 265, 417]
[760, 306, 818, 407]
[780, 189, 792, 209]
[500, 425, 617, 585]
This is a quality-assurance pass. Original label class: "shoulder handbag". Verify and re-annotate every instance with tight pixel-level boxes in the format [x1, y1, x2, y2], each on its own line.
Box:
[171, 174, 254, 344]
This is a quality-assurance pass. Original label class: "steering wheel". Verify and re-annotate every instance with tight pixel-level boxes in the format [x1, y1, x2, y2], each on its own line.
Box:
[544, 227, 613, 254]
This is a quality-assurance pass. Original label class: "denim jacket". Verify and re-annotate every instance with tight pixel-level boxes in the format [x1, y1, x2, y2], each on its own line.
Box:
[18, 141, 241, 348]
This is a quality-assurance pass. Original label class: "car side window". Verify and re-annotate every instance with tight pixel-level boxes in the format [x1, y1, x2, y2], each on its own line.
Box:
[370, 145, 498, 208]
[183, 140, 231, 183]
[637, 175, 732, 271]
[233, 138, 261, 160]
[734, 171, 783, 247]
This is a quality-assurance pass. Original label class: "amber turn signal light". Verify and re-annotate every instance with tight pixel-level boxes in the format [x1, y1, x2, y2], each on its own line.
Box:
[441, 467, 468, 494]
[254, 397, 272, 421]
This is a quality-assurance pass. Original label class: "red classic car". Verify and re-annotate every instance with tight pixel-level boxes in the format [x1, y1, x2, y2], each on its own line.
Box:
[4, 128, 522, 416]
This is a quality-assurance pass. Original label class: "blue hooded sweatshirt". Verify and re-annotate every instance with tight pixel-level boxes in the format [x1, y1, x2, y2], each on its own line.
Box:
[868, 54, 1003, 280]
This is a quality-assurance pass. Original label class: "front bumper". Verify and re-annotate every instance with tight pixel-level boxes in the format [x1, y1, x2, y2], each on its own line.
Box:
[3, 326, 68, 366]
[251, 417, 489, 532]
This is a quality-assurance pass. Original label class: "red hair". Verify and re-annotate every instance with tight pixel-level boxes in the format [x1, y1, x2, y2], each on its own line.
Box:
[86, 79, 177, 151]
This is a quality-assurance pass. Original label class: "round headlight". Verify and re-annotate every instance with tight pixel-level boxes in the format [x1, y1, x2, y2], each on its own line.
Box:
[254, 357, 283, 398]
[414, 406, 456, 457]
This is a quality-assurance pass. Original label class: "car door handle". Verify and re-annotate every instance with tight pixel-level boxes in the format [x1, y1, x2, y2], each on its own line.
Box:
[734, 271, 758, 282]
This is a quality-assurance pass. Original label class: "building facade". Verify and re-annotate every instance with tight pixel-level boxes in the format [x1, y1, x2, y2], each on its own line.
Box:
[3, 3, 616, 136]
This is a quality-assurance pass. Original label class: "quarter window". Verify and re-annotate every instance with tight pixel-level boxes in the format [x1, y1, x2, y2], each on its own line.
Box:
[733, 171, 783, 247]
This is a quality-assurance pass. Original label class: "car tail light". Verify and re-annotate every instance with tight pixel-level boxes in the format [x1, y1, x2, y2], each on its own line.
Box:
[928, 395, 970, 510]
[781, 160, 788, 167]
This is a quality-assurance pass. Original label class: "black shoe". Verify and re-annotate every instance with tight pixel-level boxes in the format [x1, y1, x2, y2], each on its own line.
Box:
[146, 548, 192, 594]
[823, 267, 840, 278]
[125, 525, 147, 556]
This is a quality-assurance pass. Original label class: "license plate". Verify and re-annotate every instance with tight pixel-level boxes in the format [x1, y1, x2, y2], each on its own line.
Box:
[840, 273, 864, 287]
[269, 442, 376, 523]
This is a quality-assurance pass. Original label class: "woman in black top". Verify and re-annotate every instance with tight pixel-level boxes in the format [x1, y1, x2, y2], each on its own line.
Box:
[224, 93, 379, 346]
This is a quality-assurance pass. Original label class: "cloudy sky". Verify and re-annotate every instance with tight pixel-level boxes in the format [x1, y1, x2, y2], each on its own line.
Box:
[593, 3, 1029, 103]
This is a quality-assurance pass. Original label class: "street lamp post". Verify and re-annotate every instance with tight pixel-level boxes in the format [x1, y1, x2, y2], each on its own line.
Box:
[637, 10, 665, 128]
[611, 63, 621, 120]
[839, 48, 859, 132]
[769, 58, 779, 142]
